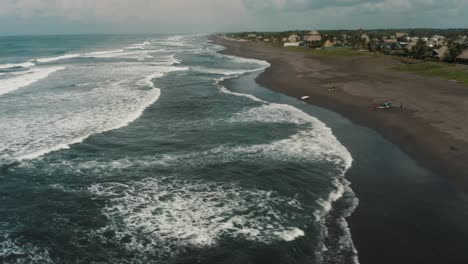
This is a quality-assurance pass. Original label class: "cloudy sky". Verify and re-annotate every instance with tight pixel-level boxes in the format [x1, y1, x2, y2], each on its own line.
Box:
[0, 0, 467, 35]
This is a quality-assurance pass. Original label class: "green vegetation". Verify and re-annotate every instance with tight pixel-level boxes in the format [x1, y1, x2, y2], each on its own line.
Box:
[395, 62, 468, 85]
[285, 46, 367, 57]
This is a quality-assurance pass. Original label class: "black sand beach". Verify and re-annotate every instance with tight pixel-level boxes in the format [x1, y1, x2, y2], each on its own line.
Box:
[213, 36, 468, 264]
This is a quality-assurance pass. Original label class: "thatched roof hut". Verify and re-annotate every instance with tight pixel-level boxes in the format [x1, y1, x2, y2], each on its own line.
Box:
[433, 46, 449, 60]
[304, 31, 322, 42]
[457, 49, 468, 62]
[395, 32, 408, 38]
[323, 40, 334, 48]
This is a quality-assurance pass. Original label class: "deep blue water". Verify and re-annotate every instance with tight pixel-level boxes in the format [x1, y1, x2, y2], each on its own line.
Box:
[0, 35, 358, 263]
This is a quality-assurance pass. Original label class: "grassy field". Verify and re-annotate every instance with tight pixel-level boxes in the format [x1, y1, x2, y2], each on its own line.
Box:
[284, 46, 369, 57]
[394, 62, 468, 85]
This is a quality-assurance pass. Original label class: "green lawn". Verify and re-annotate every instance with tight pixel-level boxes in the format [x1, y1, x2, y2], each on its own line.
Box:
[284, 46, 368, 57]
[394, 62, 468, 85]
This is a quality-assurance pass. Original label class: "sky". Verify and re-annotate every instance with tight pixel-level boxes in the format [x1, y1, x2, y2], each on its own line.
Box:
[0, 0, 467, 35]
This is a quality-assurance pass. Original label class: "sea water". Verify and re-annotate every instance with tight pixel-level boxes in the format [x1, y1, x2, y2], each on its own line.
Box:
[0, 34, 358, 263]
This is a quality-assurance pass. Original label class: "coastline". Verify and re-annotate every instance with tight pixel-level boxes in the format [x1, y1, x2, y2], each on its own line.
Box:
[211, 36, 468, 264]
[211, 36, 468, 190]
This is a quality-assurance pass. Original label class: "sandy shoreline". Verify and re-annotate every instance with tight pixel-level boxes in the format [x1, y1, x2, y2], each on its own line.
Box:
[212, 36, 468, 264]
[212, 36, 468, 190]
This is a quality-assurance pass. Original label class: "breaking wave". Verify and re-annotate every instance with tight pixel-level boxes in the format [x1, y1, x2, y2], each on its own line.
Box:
[0, 66, 65, 96]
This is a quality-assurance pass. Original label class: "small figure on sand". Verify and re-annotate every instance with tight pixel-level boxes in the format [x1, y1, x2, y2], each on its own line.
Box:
[400, 103, 404, 111]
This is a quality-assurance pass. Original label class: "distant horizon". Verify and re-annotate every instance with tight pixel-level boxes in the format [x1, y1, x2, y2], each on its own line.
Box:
[2, 28, 468, 38]
[1, 0, 468, 36]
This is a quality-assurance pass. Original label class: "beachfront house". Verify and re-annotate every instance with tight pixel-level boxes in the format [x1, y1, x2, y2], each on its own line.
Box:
[410, 37, 420, 43]
[382, 39, 402, 51]
[323, 40, 334, 48]
[247, 34, 257, 39]
[433, 46, 449, 60]
[395, 32, 408, 40]
[456, 49, 468, 63]
[304, 31, 322, 42]
[405, 42, 416, 52]
[281, 37, 288, 42]
[288, 33, 300, 43]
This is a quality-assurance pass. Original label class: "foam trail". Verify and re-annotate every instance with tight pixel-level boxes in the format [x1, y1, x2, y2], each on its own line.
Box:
[15, 88, 160, 161]
[36, 54, 80, 63]
[8, 66, 188, 161]
[215, 77, 267, 103]
[85, 49, 124, 57]
[0, 62, 35, 69]
[89, 177, 306, 259]
[126, 41, 151, 49]
[0, 67, 65, 96]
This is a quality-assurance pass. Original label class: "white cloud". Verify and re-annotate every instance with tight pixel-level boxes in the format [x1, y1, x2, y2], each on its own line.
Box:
[0, 0, 467, 34]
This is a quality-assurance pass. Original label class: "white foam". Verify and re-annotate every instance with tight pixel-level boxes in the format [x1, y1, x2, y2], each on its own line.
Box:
[126, 41, 151, 50]
[84, 50, 147, 59]
[13, 86, 160, 161]
[275, 228, 305, 241]
[0, 236, 53, 264]
[1, 63, 191, 161]
[0, 66, 65, 96]
[0, 61, 35, 69]
[214, 76, 268, 103]
[36, 54, 80, 63]
[85, 49, 124, 57]
[89, 177, 305, 259]
[225, 54, 272, 68]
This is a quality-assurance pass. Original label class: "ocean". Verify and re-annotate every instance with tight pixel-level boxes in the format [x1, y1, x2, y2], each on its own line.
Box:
[0, 34, 358, 263]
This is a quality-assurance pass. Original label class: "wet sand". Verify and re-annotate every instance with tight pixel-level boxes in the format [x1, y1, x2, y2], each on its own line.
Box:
[212, 36, 468, 264]
[212, 37, 468, 190]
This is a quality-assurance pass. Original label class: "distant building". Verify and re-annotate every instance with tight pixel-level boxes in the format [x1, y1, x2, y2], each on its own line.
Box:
[361, 34, 370, 43]
[395, 32, 408, 39]
[410, 37, 420, 43]
[323, 40, 334, 48]
[247, 34, 257, 38]
[304, 31, 322, 42]
[281, 37, 288, 42]
[456, 49, 468, 63]
[288, 34, 300, 43]
[384, 39, 398, 44]
[405, 42, 416, 52]
[382, 40, 402, 50]
[433, 46, 449, 60]
[264, 39, 270, 42]
[284, 42, 300, 47]
[432, 35, 446, 41]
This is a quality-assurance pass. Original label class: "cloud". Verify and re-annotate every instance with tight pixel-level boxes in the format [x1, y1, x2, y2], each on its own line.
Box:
[0, 0, 248, 34]
[0, 0, 467, 35]
[243, 0, 468, 13]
